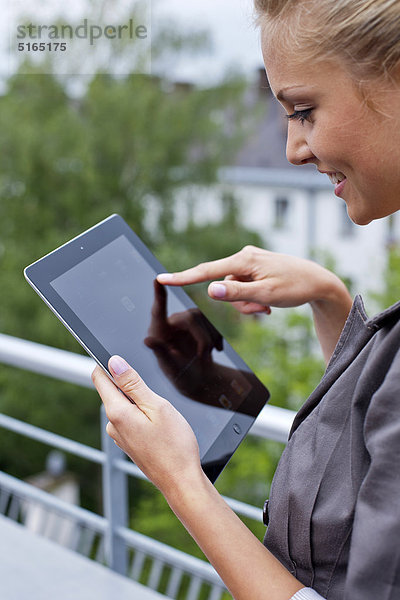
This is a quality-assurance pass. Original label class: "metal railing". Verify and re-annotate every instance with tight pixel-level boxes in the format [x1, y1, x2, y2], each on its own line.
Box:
[0, 332, 296, 600]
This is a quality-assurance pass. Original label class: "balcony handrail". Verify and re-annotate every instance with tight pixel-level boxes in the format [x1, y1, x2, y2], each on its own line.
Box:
[0, 413, 105, 464]
[0, 470, 106, 532]
[0, 412, 263, 522]
[0, 471, 223, 586]
[0, 332, 95, 388]
[0, 332, 295, 443]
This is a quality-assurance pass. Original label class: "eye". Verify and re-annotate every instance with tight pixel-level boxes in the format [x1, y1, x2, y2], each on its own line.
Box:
[287, 108, 313, 125]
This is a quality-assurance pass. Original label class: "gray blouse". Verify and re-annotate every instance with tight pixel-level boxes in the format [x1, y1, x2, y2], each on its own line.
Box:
[264, 296, 400, 600]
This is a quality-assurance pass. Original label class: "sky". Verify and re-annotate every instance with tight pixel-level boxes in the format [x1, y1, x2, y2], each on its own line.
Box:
[1, 0, 264, 84]
[154, 0, 264, 83]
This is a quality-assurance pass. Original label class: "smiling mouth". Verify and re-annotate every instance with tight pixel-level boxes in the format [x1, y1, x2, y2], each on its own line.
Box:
[327, 172, 346, 185]
[318, 170, 348, 197]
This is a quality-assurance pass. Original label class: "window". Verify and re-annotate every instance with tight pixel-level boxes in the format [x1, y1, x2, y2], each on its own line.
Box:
[274, 196, 290, 229]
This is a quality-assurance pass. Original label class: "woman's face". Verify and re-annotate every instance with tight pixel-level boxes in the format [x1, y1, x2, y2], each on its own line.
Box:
[262, 35, 400, 225]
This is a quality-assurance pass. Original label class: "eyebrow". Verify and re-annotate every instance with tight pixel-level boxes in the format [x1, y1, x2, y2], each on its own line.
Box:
[276, 85, 318, 102]
[276, 86, 302, 102]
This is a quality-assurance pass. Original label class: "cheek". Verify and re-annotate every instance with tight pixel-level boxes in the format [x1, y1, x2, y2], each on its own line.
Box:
[306, 124, 340, 164]
[309, 117, 364, 170]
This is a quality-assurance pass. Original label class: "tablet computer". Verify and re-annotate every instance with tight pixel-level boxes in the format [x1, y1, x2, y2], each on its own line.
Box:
[24, 214, 269, 482]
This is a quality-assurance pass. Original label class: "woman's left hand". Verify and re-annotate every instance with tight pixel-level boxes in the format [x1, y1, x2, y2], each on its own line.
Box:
[93, 358, 305, 600]
[92, 355, 203, 494]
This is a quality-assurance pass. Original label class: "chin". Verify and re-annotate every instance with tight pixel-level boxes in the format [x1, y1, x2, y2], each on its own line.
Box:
[346, 200, 374, 226]
[349, 213, 373, 226]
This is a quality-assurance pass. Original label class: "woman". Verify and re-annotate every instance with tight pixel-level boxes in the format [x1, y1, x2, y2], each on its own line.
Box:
[92, 1, 400, 598]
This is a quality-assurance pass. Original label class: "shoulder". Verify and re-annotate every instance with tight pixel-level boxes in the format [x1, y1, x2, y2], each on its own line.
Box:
[363, 299, 400, 393]
[290, 297, 400, 436]
[363, 315, 400, 446]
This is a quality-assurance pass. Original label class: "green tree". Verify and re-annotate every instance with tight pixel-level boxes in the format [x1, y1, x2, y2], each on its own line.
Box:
[0, 38, 253, 516]
[370, 245, 400, 310]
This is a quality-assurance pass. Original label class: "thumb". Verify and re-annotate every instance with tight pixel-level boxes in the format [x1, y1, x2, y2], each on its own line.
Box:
[108, 355, 155, 407]
[208, 279, 265, 304]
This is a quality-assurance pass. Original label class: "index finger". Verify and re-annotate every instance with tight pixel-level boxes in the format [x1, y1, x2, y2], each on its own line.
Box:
[156, 252, 243, 286]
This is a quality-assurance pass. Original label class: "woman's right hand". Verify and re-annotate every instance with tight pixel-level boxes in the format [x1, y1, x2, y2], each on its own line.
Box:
[157, 245, 349, 314]
[157, 246, 353, 363]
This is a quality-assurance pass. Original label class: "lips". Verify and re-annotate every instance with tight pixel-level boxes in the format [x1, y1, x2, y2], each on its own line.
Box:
[334, 177, 347, 198]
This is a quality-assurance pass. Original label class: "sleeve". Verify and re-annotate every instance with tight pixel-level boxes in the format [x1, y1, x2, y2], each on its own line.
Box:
[290, 588, 326, 600]
[344, 347, 400, 599]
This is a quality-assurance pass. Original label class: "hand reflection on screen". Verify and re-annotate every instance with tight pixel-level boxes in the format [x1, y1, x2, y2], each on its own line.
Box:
[144, 281, 224, 402]
[143, 281, 262, 415]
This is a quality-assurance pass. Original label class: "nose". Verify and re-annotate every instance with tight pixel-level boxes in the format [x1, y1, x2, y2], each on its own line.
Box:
[286, 121, 315, 166]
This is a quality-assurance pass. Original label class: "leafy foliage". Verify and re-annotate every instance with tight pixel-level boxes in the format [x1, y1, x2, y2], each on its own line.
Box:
[369, 245, 400, 310]
[0, 55, 249, 515]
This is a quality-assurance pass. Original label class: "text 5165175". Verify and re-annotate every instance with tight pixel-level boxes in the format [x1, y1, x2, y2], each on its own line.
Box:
[18, 43, 67, 52]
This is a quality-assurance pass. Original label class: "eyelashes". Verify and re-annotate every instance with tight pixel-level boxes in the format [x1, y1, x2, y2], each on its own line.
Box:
[287, 108, 313, 124]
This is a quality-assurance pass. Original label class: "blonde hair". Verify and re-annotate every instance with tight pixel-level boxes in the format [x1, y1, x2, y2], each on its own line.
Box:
[254, 0, 400, 82]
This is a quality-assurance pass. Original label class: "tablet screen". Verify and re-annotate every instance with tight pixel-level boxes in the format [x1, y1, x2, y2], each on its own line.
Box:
[26, 215, 269, 481]
[51, 234, 254, 457]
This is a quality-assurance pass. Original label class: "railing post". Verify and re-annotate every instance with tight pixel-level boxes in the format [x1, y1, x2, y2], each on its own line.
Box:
[101, 405, 128, 575]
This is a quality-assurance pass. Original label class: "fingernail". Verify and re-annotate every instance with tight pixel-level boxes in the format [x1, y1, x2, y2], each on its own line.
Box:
[210, 283, 226, 299]
[157, 273, 174, 283]
[109, 355, 130, 376]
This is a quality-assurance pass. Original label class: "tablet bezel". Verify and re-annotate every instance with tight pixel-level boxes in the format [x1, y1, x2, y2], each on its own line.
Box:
[24, 214, 269, 482]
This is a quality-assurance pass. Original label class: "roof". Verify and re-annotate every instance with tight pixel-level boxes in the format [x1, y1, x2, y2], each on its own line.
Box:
[234, 68, 314, 173]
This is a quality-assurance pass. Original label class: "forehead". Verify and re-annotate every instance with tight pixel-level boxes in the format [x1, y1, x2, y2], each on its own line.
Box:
[261, 36, 353, 103]
[261, 33, 312, 88]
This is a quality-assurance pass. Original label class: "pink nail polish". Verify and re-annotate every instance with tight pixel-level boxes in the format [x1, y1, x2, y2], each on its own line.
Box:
[157, 273, 174, 284]
[109, 355, 129, 375]
[210, 283, 226, 298]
